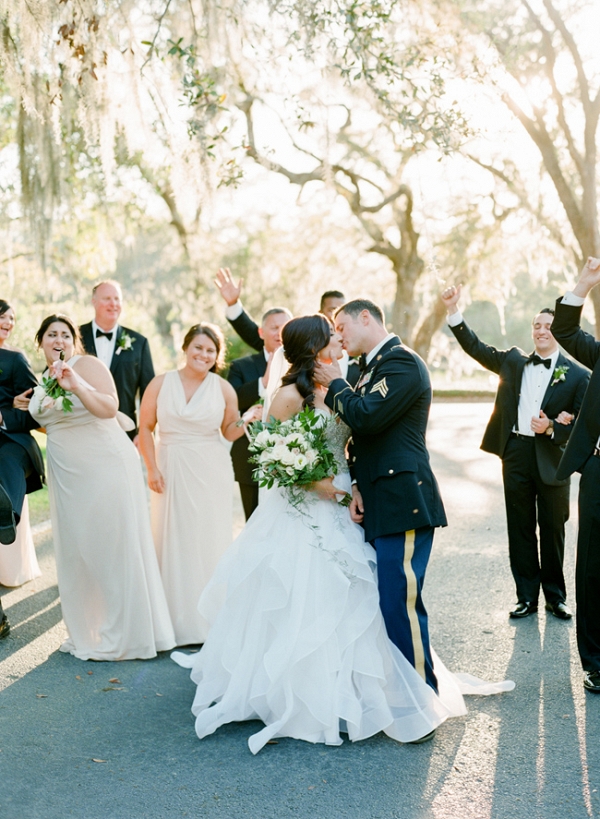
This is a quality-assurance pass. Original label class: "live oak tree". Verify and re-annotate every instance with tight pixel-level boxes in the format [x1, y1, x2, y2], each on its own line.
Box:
[450, 0, 600, 332]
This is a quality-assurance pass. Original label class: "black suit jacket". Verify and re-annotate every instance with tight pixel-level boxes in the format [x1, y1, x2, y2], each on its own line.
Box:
[450, 318, 590, 486]
[80, 322, 155, 435]
[0, 348, 45, 492]
[552, 299, 600, 480]
[227, 352, 267, 485]
[228, 309, 263, 352]
[325, 337, 447, 543]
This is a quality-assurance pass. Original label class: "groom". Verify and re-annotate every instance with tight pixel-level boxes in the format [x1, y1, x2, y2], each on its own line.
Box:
[315, 299, 446, 698]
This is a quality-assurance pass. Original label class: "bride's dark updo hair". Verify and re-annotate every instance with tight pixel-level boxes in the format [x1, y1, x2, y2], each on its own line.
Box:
[281, 314, 331, 408]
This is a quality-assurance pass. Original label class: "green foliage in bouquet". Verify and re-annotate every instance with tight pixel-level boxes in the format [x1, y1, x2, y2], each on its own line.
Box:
[248, 407, 338, 493]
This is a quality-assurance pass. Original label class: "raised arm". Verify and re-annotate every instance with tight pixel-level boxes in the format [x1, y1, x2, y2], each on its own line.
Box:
[552, 258, 600, 371]
[215, 267, 263, 352]
[441, 284, 508, 374]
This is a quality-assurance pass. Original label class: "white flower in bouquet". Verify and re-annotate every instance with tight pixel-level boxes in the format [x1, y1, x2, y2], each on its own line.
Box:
[278, 448, 297, 466]
[284, 432, 306, 447]
[247, 406, 350, 506]
[41, 394, 55, 410]
[271, 444, 290, 463]
[254, 429, 273, 448]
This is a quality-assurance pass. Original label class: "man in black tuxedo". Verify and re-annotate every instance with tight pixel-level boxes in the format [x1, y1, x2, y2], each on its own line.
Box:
[227, 307, 291, 520]
[442, 284, 589, 621]
[0, 348, 45, 638]
[315, 299, 446, 702]
[79, 280, 154, 443]
[551, 257, 600, 693]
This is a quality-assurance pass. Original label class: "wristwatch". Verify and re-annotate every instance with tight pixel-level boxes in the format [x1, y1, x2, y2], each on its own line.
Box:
[545, 420, 554, 436]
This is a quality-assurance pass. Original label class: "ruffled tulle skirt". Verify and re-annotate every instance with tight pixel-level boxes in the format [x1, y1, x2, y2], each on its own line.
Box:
[173, 483, 513, 753]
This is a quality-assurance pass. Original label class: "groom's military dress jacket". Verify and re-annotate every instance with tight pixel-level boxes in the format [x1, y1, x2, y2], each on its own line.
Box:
[449, 318, 589, 485]
[0, 348, 45, 492]
[80, 322, 154, 435]
[325, 336, 446, 543]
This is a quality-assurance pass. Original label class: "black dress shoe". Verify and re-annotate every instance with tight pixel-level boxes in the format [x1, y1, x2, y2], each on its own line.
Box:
[583, 670, 600, 693]
[0, 484, 16, 545]
[0, 615, 10, 640]
[509, 602, 538, 618]
[545, 601, 572, 620]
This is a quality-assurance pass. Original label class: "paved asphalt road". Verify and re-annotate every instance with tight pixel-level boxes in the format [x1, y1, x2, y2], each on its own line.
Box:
[1, 403, 598, 819]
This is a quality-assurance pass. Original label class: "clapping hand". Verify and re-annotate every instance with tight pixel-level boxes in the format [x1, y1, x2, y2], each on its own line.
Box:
[215, 267, 242, 306]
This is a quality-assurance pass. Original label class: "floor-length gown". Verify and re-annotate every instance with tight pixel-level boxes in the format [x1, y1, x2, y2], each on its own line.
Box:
[151, 370, 234, 645]
[30, 356, 175, 660]
[173, 412, 514, 753]
[0, 497, 41, 587]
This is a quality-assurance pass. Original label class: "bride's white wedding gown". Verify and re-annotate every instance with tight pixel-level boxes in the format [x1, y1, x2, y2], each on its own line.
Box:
[173, 412, 513, 753]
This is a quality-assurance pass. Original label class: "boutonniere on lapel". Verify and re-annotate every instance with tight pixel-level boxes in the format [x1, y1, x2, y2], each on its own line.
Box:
[115, 332, 135, 356]
[551, 364, 569, 386]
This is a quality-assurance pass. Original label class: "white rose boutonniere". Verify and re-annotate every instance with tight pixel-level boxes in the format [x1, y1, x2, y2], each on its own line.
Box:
[551, 364, 569, 386]
[115, 332, 135, 356]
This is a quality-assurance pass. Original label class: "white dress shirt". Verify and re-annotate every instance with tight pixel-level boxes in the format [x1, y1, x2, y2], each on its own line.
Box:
[447, 310, 558, 436]
[515, 349, 559, 436]
[92, 321, 118, 369]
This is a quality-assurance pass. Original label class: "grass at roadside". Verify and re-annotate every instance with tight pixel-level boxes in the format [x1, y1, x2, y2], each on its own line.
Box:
[28, 430, 50, 525]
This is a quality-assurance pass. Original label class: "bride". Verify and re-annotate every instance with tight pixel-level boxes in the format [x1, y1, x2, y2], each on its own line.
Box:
[173, 315, 513, 753]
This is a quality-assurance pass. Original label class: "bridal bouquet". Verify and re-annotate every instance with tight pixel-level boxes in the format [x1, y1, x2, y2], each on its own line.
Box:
[248, 408, 350, 505]
[33, 357, 74, 414]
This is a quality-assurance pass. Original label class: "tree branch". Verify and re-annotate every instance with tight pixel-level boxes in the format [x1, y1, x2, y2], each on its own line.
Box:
[521, 0, 584, 180]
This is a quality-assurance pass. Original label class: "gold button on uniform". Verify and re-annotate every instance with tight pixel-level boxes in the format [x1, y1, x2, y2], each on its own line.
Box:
[388, 469, 394, 474]
[413, 508, 419, 514]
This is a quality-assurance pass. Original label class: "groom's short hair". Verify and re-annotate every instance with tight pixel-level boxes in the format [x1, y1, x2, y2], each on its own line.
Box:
[336, 299, 384, 325]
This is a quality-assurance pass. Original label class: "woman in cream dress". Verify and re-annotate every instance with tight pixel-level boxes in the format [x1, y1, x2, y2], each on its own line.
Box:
[27, 314, 175, 661]
[140, 323, 261, 646]
[0, 299, 41, 587]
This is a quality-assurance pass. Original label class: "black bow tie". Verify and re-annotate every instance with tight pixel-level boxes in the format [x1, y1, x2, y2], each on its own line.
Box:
[96, 329, 113, 341]
[358, 353, 368, 373]
[528, 353, 551, 369]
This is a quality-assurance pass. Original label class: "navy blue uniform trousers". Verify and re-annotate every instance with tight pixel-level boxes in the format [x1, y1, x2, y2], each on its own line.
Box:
[373, 526, 437, 692]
